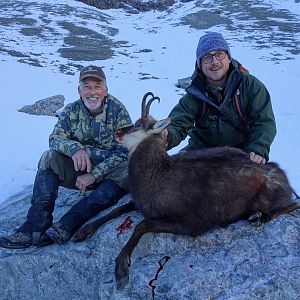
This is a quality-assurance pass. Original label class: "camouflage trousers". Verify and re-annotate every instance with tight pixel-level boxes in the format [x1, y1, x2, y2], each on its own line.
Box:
[38, 150, 129, 190]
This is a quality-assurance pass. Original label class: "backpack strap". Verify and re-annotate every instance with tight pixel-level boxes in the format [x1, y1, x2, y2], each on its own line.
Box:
[233, 89, 245, 120]
[233, 88, 249, 131]
[197, 101, 207, 121]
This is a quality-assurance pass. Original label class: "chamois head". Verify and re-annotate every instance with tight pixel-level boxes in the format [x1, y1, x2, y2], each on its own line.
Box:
[115, 92, 170, 152]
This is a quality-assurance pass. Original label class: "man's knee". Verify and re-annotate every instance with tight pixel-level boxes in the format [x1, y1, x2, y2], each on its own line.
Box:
[38, 150, 64, 170]
[87, 179, 126, 207]
[38, 150, 75, 184]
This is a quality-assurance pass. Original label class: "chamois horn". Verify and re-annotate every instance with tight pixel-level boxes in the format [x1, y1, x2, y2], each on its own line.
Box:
[141, 92, 160, 118]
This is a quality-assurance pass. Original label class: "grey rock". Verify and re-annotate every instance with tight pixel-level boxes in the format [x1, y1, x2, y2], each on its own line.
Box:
[18, 95, 65, 116]
[0, 187, 300, 299]
[76, 0, 176, 13]
[175, 76, 191, 89]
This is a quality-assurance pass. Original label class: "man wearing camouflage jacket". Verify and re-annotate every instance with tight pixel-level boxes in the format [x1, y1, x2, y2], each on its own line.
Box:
[0, 65, 132, 248]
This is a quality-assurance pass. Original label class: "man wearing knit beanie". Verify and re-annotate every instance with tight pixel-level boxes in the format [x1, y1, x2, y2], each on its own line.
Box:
[196, 32, 231, 67]
[195, 32, 232, 88]
[166, 32, 276, 165]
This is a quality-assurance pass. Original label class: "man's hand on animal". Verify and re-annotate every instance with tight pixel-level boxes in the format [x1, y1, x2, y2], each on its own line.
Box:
[75, 173, 96, 194]
[72, 149, 92, 172]
[249, 152, 266, 164]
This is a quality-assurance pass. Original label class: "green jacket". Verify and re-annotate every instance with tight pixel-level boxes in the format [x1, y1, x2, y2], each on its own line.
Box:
[49, 94, 132, 182]
[167, 59, 276, 161]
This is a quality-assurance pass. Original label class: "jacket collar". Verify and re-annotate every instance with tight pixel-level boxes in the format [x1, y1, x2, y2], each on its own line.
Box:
[186, 59, 243, 110]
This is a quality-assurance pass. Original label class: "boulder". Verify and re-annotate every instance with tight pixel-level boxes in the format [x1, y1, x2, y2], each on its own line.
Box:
[0, 188, 299, 299]
[18, 95, 65, 116]
[175, 76, 192, 89]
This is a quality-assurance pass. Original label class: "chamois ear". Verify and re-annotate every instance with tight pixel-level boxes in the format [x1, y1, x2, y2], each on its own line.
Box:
[150, 118, 171, 134]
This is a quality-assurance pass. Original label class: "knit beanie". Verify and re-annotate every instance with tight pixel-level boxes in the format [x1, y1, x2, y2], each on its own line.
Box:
[196, 32, 231, 66]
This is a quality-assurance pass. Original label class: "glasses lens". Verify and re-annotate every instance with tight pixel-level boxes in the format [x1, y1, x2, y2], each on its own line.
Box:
[202, 51, 226, 64]
[202, 54, 212, 64]
[215, 51, 226, 60]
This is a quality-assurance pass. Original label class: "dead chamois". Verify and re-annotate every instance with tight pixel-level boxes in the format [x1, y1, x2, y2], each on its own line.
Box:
[73, 92, 300, 289]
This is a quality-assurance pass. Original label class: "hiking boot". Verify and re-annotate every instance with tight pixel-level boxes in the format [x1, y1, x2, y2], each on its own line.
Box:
[45, 223, 72, 245]
[0, 231, 53, 249]
[0, 232, 32, 249]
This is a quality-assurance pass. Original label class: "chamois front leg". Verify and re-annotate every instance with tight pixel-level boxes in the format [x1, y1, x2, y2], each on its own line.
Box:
[72, 201, 136, 242]
[115, 218, 196, 289]
[248, 202, 300, 227]
[248, 211, 263, 226]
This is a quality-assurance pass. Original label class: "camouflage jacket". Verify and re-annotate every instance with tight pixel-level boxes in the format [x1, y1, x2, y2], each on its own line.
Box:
[49, 94, 132, 182]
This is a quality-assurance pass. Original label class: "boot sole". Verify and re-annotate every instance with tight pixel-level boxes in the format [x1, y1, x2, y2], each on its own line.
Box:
[0, 238, 32, 249]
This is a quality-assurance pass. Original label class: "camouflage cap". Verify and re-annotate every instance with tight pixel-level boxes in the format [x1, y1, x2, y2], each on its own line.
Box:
[79, 65, 106, 81]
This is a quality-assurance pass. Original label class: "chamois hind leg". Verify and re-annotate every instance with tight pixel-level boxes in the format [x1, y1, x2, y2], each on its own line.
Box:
[72, 201, 136, 242]
[115, 218, 205, 289]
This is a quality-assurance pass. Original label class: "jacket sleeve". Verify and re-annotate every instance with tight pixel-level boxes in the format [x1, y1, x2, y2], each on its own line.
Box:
[242, 76, 277, 161]
[90, 144, 128, 182]
[49, 105, 85, 157]
[167, 94, 199, 149]
[90, 103, 132, 182]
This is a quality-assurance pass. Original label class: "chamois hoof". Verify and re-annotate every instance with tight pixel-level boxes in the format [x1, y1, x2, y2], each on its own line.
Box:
[115, 275, 129, 290]
[72, 225, 95, 242]
[248, 211, 263, 227]
[115, 256, 130, 289]
[248, 211, 262, 221]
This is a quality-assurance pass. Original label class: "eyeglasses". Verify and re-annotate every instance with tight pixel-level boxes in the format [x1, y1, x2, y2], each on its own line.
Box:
[201, 51, 227, 64]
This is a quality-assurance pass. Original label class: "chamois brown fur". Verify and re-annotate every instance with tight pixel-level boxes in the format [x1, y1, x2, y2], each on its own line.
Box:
[73, 92, 300, 288]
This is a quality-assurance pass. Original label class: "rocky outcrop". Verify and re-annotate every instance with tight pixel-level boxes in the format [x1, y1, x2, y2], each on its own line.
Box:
[18, 95, 65, 116]
[0, 187, 300, 299]
[175, 76, 191, 89]
[76, 0, 177, 13]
